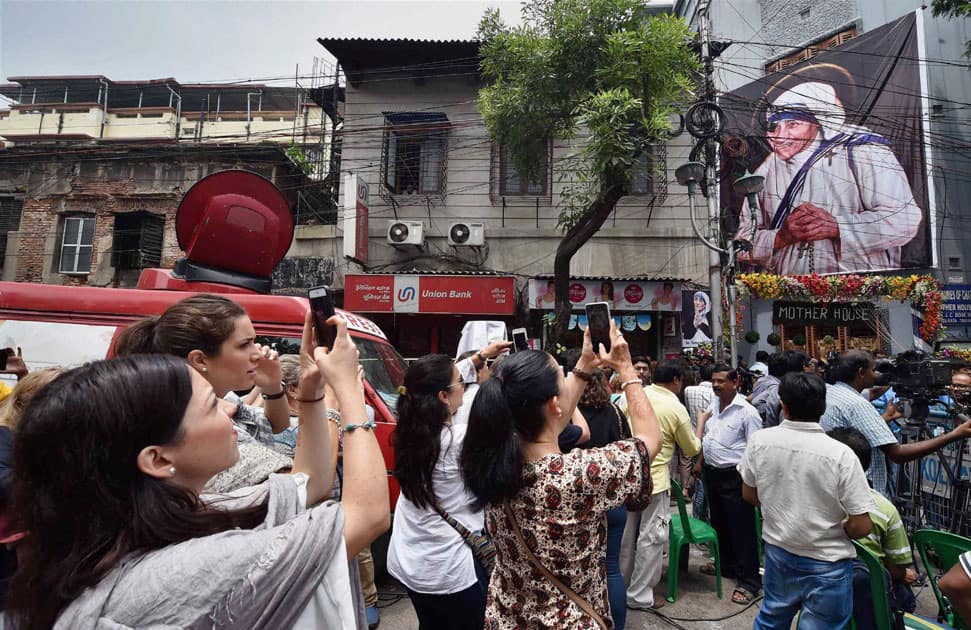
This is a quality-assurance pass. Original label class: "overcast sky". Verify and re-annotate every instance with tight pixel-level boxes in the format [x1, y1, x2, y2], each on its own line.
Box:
[0, 0, 524, 87]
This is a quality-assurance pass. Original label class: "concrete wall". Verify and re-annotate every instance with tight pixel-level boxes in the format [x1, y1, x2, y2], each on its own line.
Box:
[300, 72, 708, 290]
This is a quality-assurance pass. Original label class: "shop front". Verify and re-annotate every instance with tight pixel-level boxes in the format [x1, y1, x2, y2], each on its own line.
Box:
[343, 272, 517, 360]
[527, 275, 687, 360]
[737, 274, 945, 359]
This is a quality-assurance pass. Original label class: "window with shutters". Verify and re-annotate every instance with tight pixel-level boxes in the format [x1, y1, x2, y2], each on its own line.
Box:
[0, 198, 23, 263]
[498, 141, 551, 196]
[58, 215, 96, 274]
[765, 26, 857, 73]
[380, 112, 449, 195]
[630, 144, 667, 197]
[111, 211, 164, 270]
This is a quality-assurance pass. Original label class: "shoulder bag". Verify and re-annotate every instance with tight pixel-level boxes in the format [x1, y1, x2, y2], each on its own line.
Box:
[434, 504, 496, 575]
[502, 501, 608, 629]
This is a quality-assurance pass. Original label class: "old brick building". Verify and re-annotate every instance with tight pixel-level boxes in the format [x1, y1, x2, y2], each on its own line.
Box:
[0, 144, 320, 288]
[0, 75, 342, 289]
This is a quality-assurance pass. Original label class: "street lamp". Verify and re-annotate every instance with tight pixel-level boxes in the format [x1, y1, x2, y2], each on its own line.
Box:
[677, 162, 724, 255]
[732, 170, 764, 243]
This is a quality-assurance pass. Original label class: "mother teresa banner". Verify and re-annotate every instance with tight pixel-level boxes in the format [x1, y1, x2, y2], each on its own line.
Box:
[719, 12, 931, 275]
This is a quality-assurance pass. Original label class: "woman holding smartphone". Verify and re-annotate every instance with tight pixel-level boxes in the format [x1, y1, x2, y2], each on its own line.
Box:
[7, 315, 389, 629]
[116, 294, 300, 492]
[461, 321, 661, 628]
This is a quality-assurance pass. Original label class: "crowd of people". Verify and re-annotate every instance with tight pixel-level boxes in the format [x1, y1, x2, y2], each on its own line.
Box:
[0, 294, 969, 628]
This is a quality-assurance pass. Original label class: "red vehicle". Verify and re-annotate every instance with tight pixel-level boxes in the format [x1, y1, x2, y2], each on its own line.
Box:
[0, 171, 406, 513]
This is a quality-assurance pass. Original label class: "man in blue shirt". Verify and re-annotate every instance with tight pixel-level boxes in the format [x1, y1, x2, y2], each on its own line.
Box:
[820, 350, 971, 497]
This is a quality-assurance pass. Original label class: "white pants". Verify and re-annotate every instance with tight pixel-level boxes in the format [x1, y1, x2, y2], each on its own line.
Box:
[621, 490, 670, 608]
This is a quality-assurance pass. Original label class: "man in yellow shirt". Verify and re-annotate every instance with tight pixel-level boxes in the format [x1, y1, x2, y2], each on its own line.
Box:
[621, 359, 702, 609]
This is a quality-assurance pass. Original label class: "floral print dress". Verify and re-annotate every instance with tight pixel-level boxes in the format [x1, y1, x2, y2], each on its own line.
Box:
[484, 438, 653, 629]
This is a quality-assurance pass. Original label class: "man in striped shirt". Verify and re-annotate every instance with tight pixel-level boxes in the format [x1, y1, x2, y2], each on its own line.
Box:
[829, 427, 917, 629]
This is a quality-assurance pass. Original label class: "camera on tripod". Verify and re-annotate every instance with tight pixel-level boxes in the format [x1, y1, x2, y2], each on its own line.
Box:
[875, 351, 954, 421]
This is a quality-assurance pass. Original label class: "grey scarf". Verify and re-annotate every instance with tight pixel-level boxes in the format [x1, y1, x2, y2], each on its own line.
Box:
[52, 474, 363, 629]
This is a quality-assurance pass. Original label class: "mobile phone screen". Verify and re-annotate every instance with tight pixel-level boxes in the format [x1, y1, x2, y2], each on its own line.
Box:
[308, 285, 337, 349]
[512, 328, 529, 352]
[586, 301, 612, 353]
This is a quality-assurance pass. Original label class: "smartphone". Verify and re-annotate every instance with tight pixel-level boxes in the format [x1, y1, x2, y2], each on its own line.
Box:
[512, 328, 529, 352]
[586, 301, 612, 353]
[308, 285, 337, 349]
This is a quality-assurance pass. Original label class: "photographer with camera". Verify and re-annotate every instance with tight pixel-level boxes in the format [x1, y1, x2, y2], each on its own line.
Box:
[820, 350, 971, 498]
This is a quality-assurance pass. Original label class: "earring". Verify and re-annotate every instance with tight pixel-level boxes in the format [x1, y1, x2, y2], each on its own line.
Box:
[169, 466, 176, 476]
[201, 367, 207, 373]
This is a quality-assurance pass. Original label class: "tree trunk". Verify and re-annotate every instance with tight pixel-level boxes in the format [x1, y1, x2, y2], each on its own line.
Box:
[547, 177, 626, 352]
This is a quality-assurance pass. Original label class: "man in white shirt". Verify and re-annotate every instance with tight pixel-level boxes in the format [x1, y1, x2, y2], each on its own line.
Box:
[693, 364, 763, 604]
[739, 372, 875, 628]
[749, 350, 769, 382]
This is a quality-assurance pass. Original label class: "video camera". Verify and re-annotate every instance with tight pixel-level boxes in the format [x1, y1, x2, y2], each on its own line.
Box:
[875, 351, 952, 399]
[875, 351, 956, 421]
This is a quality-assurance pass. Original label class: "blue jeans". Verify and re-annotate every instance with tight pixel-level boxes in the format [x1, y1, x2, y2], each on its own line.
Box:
[606, 506, 627, 630]
[754, 544, 854, 630]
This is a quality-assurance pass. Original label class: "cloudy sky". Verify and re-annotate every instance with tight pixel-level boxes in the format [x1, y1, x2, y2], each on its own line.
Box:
[0, 0, 524, 87]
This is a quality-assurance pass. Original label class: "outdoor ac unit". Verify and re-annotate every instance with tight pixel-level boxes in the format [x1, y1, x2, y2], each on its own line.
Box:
[386, 220, 425, 246]
[447, 222, 485, 247]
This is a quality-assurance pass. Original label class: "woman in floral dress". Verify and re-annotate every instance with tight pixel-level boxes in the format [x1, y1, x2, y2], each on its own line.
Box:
[461, 321, 661, 628]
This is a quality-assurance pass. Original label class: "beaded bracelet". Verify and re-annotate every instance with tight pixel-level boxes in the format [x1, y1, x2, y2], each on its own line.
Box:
[343, 420, 377, 433]
[326, 409, 342, 426]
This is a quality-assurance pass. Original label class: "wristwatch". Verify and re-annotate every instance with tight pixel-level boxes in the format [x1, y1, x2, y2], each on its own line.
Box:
[261, 381, 287, 400]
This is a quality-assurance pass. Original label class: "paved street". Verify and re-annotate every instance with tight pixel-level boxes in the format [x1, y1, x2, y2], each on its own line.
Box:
[373, 542, 942, 629]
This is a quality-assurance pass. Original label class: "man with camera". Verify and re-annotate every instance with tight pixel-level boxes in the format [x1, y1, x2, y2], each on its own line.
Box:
[820, 350, 971, 498]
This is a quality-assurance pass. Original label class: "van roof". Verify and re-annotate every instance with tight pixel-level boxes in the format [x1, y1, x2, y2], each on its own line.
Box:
[0, 281, 388, 341]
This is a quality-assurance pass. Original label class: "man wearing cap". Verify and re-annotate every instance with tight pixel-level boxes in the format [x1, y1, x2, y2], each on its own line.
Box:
[735, 81, 922, 275]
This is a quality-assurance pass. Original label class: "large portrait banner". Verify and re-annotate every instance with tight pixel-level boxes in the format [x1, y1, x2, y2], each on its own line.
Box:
[719, 12, 932, 276]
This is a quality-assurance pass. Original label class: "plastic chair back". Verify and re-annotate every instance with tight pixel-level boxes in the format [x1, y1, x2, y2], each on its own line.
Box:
[671, 479, 695, 542]
[915, 529, 971, 630]
[853, 540, 895, 630]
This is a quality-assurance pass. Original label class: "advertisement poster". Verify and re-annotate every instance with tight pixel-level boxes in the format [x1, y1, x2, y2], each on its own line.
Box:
[682, 289, 713, 348]
[719, 12, 931, 275]
[528, 278, 682, 311]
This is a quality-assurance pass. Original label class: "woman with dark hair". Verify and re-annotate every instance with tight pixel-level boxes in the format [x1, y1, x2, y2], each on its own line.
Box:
[461, 321, 662, 628]
[574, 368, 633, 629]
[7, 316, 389, 629]
[387, 354, 485, 628]
[116, 294, 298, 492]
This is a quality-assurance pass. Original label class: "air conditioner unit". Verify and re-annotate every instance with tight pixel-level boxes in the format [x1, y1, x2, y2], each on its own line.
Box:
[386, 220, 425, 246]
[447, 222, 485, 247]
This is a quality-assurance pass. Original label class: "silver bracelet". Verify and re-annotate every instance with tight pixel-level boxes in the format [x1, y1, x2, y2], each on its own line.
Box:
[620, 379, 642, 389]
[326, 409, 342, 426]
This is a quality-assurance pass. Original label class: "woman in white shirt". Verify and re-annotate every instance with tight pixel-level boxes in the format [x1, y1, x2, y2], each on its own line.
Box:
[388, 354, 486, 629]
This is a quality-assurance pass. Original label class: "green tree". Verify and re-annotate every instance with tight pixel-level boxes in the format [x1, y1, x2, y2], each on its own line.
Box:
[477, 0, 699, 347]
[932, 0, 971, 57]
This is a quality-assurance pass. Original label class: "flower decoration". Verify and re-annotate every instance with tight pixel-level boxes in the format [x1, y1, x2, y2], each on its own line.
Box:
[736, 273, 945, 343]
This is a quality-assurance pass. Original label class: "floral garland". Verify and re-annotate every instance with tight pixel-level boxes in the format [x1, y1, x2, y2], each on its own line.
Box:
[736, 273, 945, 343]
[938, 347, 971, 363]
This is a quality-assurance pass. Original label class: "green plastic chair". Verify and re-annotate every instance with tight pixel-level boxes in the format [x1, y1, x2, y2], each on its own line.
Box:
[852, 540, 896, 630]
[756, 507, 764, 567]
[915, 529, 971, 630]
[667, 478, 722, 603]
